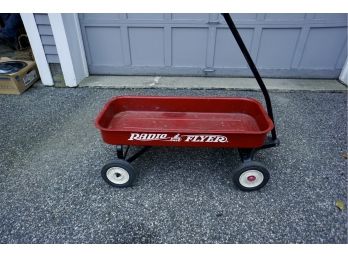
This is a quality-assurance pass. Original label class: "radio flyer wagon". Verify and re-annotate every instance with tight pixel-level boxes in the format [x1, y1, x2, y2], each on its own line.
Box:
[95, 14, 279, 191]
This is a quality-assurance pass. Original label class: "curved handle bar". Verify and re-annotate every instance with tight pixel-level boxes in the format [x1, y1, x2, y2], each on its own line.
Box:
[221, 13, 277, 140]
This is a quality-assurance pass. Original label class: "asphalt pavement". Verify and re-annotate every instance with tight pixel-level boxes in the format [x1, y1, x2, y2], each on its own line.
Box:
[0, 85, 346, 243]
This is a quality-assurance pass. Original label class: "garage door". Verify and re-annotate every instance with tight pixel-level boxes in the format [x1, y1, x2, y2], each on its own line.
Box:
[79, 13, 347, 78]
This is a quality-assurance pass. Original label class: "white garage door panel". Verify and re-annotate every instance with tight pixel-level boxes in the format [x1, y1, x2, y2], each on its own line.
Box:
[300, 27, 347, 69]
[172, 28, 208, 67]
[172, 14, 209, 21]
[85, 27, 124, 66]
[128, 14, 165, 20]
[214, 28, 253, 68]
[264, 14, 306, 21]
[83, 14, 121, 21]
[129, 28, 165, 66]
[257, 28, 301, 69]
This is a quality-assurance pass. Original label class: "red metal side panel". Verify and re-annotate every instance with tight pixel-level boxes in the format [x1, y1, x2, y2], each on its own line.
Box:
[100, 131, 267, 148]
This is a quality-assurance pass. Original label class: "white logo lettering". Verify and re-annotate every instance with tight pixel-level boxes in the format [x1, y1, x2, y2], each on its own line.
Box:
[128, 133, 168, 141]
[128, 133, 228, 143]
[128, 133, 140, 140]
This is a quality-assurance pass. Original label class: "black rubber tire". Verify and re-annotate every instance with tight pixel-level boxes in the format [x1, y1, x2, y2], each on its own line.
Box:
[232, 161, 270, 191]
[101, 159, 137, 188]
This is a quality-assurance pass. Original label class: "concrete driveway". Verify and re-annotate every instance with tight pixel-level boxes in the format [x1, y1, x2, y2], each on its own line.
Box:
[0, 85, 346, 243]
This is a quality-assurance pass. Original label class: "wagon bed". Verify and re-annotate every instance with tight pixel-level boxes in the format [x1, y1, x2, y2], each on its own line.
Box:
[95, 96, 274, 148]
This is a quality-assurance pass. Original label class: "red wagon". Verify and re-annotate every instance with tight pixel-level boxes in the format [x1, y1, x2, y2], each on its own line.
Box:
[95, 14, 279, 191]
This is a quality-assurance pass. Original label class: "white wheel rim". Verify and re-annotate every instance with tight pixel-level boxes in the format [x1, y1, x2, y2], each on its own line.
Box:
[106, 167, 130, 185]
[239, 169, 264, 188]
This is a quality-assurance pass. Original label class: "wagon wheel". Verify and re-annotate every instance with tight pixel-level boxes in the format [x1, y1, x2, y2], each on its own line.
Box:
[101, 160, 137, 187]
[232, 161, 270, 191]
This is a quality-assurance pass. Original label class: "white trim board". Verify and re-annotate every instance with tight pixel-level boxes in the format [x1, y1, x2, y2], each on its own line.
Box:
[339, 59, 348, 86]
[20, 13, 54, 86]
[73, 14, 89, 78]
[48, 13, 88, 87]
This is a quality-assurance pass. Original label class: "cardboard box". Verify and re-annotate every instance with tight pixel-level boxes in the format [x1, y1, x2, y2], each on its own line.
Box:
[0, 57, 40, 95]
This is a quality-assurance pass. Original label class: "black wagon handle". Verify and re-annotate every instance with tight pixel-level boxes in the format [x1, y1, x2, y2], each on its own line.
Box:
[221, 13, 277, 141]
